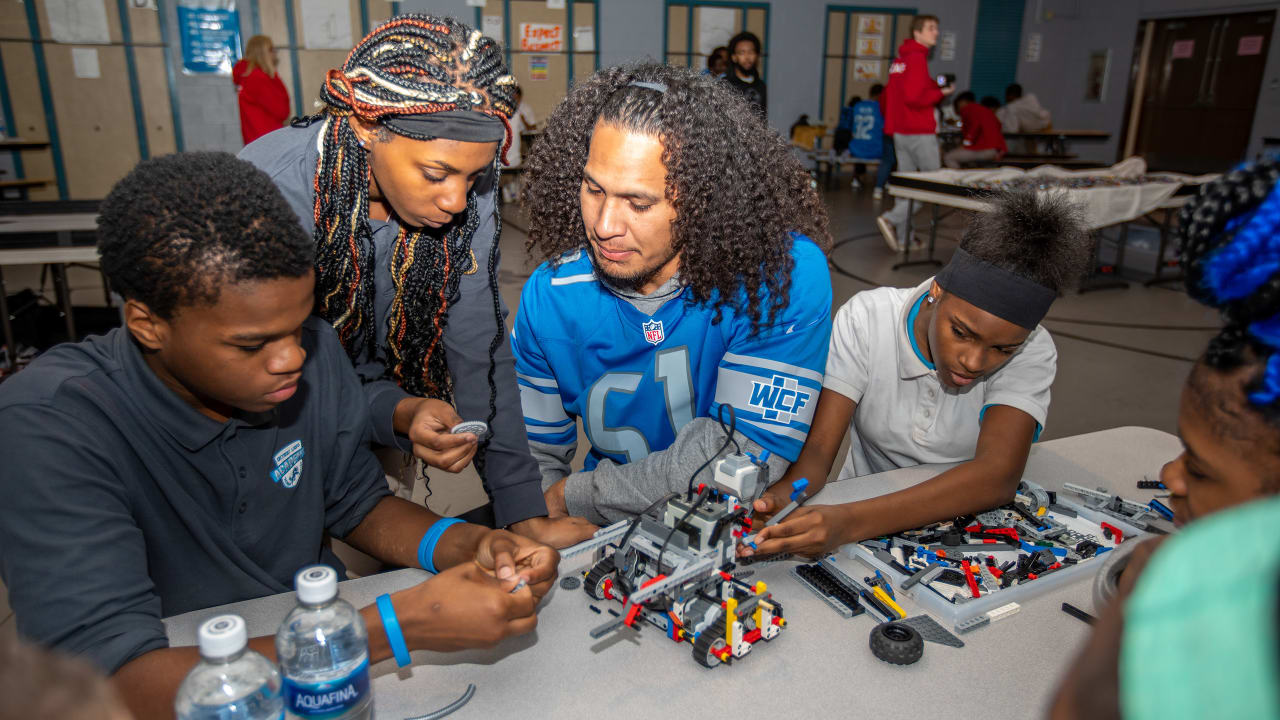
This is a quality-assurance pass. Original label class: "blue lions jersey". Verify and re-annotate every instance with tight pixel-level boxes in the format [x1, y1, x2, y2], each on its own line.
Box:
[512, 236, 832, 472]
[848, 100, 884, 160]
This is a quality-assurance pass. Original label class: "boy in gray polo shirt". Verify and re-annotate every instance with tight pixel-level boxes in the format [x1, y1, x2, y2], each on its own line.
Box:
[0, 153, 558, 717]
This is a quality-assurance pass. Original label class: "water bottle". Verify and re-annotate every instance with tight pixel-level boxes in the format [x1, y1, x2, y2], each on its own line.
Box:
[175, 614, 284, 720]
[275, 565, 373, 719]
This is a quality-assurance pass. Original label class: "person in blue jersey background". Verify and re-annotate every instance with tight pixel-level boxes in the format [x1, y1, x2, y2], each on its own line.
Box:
[515, 63, 834, 525]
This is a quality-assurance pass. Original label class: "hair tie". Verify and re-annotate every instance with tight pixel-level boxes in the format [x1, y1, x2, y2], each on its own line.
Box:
[1199, 183, 1280, 303]
[628, 80, 668, 93]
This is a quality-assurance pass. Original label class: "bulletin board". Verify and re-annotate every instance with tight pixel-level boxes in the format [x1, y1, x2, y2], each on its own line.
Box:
[0, 0, 180, 200]
[468, 0, 600, 130]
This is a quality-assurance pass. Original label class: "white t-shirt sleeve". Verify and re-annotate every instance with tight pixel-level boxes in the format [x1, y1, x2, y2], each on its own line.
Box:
[982, 326, 1056, 430]
[823, 292, 875, 404]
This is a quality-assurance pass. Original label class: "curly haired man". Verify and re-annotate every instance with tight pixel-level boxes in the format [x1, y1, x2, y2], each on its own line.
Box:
[514, 63, 833, 525]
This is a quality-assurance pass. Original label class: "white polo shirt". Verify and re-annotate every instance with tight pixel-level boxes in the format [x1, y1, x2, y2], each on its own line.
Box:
[825, 278, 1055, 480]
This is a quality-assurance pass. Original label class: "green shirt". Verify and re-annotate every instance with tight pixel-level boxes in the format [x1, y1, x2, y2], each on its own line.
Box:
[1121, 494, 1280, 719]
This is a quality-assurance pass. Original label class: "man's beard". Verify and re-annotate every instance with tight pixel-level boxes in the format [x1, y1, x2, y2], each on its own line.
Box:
[587, 242, 679, 293]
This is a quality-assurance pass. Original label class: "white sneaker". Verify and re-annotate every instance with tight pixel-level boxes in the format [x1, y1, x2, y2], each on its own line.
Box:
[876, 215, 901, 252]
[872, 187, 884, 200]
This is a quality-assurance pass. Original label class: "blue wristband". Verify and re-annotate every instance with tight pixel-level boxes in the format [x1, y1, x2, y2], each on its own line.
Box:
[376, 593, 411, 667]
[417, 517, 466, 574]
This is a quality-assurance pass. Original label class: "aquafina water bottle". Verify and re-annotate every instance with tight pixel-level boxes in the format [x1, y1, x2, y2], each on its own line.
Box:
[275, 565, 373, 719]
[175, 614, 284, 720]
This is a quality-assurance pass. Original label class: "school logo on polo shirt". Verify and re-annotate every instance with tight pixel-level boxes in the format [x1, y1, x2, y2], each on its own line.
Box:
[748, 374, 811, 424]
[270, 439, 304, 488]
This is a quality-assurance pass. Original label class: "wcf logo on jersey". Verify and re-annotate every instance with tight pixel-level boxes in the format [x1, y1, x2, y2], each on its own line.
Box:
[642, 319, 664, 345]
[748, 375, 810, 424]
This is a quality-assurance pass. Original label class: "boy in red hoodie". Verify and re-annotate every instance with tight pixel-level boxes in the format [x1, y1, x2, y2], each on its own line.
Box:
[876, 14, 952, 251]
[944, 91, 1007, 168]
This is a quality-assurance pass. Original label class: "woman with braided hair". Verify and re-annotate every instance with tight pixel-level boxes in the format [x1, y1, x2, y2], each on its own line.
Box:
[1052, 157, 1280, 720]
[240, 14, 590, 546]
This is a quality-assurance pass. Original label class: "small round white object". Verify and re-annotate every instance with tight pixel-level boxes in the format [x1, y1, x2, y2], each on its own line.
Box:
[295, 565, 338, 605]
[197, 614, 247, 659]
[450, 420, 490, 439]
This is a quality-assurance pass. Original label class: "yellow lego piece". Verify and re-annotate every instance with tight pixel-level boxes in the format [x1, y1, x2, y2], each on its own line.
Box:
[754, 581, 767, 594]
[725, 597, 738, 645]
[872, 585, 906, 619]
[1036, 506, 1047, 517]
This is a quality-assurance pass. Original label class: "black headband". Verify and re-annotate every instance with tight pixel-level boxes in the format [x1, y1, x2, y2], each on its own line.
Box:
[383, 110, 507, 143]
[934, 248, 1056, 330]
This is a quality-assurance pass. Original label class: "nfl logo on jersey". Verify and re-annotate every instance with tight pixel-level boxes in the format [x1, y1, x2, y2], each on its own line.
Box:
[642, 319, 665, 345]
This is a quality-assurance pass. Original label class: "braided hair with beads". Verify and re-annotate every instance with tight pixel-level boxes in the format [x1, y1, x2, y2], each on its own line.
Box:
[305, 14, 515, 448]
[1181, 156, 1280, 413]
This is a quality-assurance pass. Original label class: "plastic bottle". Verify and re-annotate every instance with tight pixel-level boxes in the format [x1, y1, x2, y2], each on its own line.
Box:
[275, 565, 373, 719]
[175, 614, 284, 720]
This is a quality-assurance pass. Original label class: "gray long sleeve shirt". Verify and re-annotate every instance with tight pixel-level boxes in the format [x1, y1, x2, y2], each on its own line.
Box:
[239, 123, 546, 527]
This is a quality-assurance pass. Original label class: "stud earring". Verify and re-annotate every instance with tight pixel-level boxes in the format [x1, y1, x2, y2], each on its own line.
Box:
[926, 295, 936, 304]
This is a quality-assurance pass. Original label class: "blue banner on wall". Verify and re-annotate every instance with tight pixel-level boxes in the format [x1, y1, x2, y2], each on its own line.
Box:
[177, 6, 241, 75]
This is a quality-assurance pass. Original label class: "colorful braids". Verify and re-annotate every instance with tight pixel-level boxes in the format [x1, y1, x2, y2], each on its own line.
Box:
[309, 14, 515, 409]
[1181, 156, 1280, 412]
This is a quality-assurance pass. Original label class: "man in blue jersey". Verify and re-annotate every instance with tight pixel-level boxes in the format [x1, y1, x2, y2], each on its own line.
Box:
[515, 63, 834, 524]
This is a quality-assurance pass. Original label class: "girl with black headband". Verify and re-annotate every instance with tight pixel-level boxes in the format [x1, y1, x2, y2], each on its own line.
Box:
[240, 15, 589, 544]
[1052, 157, 1280, 719]
[745, 188, 1091, 557]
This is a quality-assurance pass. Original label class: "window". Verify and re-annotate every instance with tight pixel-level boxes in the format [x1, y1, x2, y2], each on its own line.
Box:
[819, 5, 917, 127]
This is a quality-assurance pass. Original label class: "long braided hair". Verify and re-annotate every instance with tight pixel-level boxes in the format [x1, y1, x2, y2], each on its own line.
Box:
[306, 14, 515, 424]
[1181, 156, 1280, 431]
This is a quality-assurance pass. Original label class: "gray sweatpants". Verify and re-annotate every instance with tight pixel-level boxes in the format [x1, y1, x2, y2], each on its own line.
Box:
[944, 147, 998, 169]
[883, 134, 941, 240]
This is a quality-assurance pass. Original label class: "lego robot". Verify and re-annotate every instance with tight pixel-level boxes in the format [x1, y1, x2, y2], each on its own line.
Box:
[561, 453, 786, 668]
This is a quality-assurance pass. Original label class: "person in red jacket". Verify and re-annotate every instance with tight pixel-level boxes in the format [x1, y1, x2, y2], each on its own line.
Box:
[232, 35, 290, 145]
[876, 14, 952, 251]
[945, 91, 1007, 168]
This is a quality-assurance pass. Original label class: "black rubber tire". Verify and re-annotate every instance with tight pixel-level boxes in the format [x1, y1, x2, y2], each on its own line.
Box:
[692, 610, 729, 668]
[583, 555, 616, 601]
[869, 621, 924, 665]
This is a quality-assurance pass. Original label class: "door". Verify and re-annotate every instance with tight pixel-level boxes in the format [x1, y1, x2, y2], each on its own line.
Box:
[1128, 10, 1273, 174]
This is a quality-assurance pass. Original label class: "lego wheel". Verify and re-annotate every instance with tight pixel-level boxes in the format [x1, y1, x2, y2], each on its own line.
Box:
[583, 555, 616, 601]
[869, 622, 923, 665]
[693, 634, 729, 668]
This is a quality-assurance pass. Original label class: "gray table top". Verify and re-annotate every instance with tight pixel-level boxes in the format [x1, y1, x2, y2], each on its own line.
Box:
[164, 425, 1179, 720]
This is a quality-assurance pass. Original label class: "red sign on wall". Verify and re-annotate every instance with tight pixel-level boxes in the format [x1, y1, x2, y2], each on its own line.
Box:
[520, 23, 563, 52]
[1171, 39, 1195, 59]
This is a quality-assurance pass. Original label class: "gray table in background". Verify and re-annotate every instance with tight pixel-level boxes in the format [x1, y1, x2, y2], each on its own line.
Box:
[164, 426, 1179, 719]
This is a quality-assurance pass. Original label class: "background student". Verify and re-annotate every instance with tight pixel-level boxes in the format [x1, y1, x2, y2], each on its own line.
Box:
[876, 14, 953, 251]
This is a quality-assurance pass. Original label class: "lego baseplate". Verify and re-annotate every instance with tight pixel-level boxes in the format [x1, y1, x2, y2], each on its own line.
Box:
[898, 615, 964, 648]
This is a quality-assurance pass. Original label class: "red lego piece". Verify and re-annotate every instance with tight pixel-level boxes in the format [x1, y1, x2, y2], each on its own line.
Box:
[719, 571, 733, 581]
[742, 628, 762, 644]
[984, 527, 1019, 543]
[1100, 522, 1124, 544]
[624, 603, 643, 627]
[602, 577, 614, 601]
[742, 517, 753, 528]
[962, 559, 981, 598]
[1027, 572, 1038, 580]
